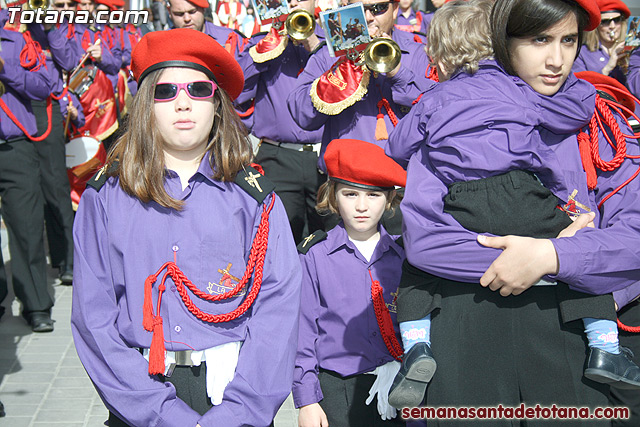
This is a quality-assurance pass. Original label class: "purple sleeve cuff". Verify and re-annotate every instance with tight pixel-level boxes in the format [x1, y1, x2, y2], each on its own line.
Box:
[292, 379, 324, 409]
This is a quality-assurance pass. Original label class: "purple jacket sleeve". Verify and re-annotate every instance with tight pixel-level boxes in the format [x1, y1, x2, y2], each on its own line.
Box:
[95, 33, 122, 76]
[234, 34, 269, 106]
[550, 118, 640, 302]
[198, 196, 302, 427]
[71, 187, 202, 427]
[627, 48, 640, 99]
[385, 94, 429, 168]
[287, 46, 334, 132]
[47, 24, 79, 71]
[292, 252, 324, 409]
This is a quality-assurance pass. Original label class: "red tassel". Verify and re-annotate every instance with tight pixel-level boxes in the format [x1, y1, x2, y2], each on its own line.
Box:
[375, 114, 388, 140]
[578, 131, 598, 190]
[143, 275, 156, 332]
[148, 316, 166, 375]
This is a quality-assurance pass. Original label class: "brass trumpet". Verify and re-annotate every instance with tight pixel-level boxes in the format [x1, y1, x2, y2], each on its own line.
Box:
[27, 0, 50, 10]
[285, 9, 316, 41]
[363, 38, 401, 73]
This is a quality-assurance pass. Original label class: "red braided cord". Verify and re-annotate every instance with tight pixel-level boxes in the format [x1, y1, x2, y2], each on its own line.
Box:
[50, 86, 68, 101]
[426, 65, 439, 82]
[370, 271, 403, 361]
[591, 96, 627, 172]
[149, 195, 275, 323]
[618, 318, 640, 333]
[19, 31, 46, 72]
[377, 98, 398, 127]
[0, 97, 53, 141]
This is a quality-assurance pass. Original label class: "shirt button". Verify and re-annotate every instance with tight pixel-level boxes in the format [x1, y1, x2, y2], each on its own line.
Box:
[371, 331, 377, 337]
[171, 286, 177, 292]
[172, 245, 179, 252]
[174, 325, 181, 332]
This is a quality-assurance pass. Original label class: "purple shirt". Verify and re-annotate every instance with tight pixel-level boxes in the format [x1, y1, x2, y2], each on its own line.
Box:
[395, 9, 428, 37]
[0, 12, 52, 139]
[573, 44, 627, 86]
[71, 157, 302, 427]
[293, 224, 404, 408]
[287, 28, 436, 170]
[236, 27, 325, 144]
[386, 60, 640, 308]
[72, 23, 122, 77]
[204, 21, 243, 57]
[627, 46, 640, 99]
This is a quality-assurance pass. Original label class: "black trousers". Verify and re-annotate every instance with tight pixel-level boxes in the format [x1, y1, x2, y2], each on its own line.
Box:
[108, 365, 276, 426]
[0, 137, 51, 314]
[318, 369, 405, 427]
[610, 300, 640, 426]
[255, 142, 326, 244]
[32, 99, 75, 270]
[397, 170, 616, 324]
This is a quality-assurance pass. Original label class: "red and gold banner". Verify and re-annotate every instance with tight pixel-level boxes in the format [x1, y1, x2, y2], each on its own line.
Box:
[249, 26, 288, 63]
[77, 68, 118, 141]
[310, 57, 370, 115]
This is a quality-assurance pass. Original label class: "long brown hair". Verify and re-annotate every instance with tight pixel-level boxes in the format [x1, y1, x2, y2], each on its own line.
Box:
[106, 67, 252, 210]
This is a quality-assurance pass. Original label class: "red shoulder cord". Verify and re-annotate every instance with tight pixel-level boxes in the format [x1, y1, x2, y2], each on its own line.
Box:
[375, 97, 399, 140]
[142, 194, 276, 375]
[576, 93, 640, 333]
[0, 31, 52, 141]
[370, 270, 404, 361]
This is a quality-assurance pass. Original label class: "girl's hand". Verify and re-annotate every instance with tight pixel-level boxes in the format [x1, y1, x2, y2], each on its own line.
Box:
[603, 41, 626, 75]
[476, 235, 558, 297]
[298, 403, 329, 427]
[557, 212, 595, 238]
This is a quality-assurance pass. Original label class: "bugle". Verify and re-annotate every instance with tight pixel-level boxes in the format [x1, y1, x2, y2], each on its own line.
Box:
[363, 37, 401, 73]
[27, 0, 49, 10]
[285, 9, 315, 41]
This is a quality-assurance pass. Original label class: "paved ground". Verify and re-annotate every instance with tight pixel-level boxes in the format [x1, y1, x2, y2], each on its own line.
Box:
[0, 227, 298, 427]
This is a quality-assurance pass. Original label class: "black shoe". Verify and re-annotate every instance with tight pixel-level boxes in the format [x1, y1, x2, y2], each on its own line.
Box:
[585, 347, 640, 389]
[0, 399, 5, 417]
[59, 268, 73, 286]
[388, 342, 437, 408]
[25, 311, 54, 333]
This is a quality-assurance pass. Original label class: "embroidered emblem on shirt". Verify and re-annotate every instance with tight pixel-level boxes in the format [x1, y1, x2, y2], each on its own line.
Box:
[562, 189, 591, 218]
[207, 262, 246, 296]
[387, 288, 399, 313]
[244, 172, 263, 193]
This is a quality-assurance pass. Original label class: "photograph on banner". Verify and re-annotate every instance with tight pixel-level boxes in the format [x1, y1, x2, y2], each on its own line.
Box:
[626, 16, 640, 47]
[252, 0, 289, 25]
[320, 3, 370, 57]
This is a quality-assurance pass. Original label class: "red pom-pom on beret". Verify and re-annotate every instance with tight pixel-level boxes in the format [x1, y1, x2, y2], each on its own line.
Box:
[325, 139, 407, 190]
[575, 71, 635, 117]
[131, 28, 244, 100]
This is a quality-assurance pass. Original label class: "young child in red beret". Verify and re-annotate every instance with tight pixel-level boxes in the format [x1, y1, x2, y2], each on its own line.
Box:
[293, 139, 408, 427]
[71, 28, 301, 427]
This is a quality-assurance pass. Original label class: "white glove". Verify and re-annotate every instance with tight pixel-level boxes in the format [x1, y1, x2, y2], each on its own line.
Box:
[365, 360, 401, 420]
[204, 341, 242, 405]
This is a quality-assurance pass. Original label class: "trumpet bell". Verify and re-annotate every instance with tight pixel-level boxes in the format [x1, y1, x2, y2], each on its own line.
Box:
[285, 9, 316, 41]
[364, 38, 402, 74]
[27, 0, 49, 10]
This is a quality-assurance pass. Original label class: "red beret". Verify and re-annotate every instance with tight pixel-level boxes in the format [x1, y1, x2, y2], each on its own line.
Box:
[575, 71, 635, 116]
[324, 139, 407, 190]
[95, 0, 123, 9]
[596, 0, 631, 18]
[185, 0, 210, 9]
[131, 28, 244, 100]
[575, 0, 603, 31]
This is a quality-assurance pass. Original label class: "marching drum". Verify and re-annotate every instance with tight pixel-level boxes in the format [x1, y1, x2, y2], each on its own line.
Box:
[67, 66, 97, 97]
[66, 134, 106, 207]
